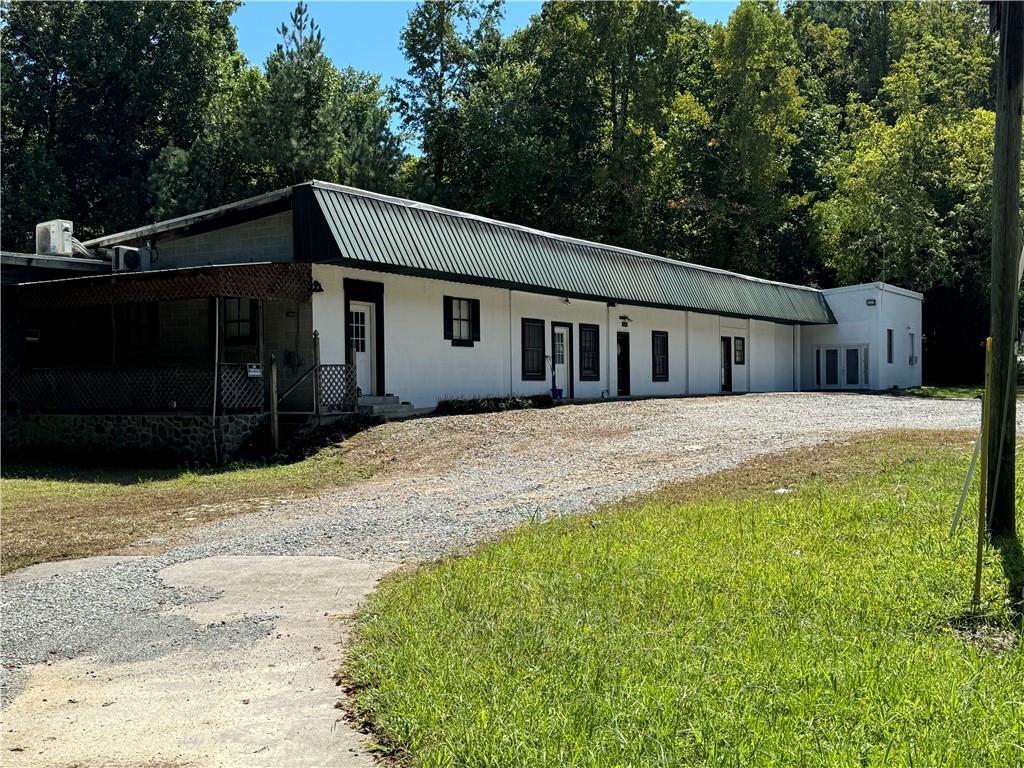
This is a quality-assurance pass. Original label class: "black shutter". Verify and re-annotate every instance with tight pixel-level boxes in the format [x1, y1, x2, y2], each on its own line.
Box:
[521, 318, 545, 380]
[443, 296, 453, 340]
[470, 299, 481, 341]
[652, 331, 668, 381]
[580, 324, 599, 380]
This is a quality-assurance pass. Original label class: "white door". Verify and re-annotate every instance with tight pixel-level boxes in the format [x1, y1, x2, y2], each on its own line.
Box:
[552, 326, 569, 397]
[348, 302, 374, 396]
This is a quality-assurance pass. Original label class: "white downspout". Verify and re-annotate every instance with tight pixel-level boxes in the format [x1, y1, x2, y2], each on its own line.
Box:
[508, 289, 514, 397]
[684, 311, 690, 395]
[606, 303, 613, 397]
[793, 325, 801, 392]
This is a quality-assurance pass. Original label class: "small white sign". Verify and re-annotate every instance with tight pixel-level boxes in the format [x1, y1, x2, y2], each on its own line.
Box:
[247, 363, 263, 378]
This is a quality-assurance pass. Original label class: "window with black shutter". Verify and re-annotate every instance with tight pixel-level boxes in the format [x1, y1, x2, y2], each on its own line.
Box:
[580, 324, 600, 380]
[443, 296, 480, 347]
[652, 331, 669, 381]
[521, 318, 545, 380]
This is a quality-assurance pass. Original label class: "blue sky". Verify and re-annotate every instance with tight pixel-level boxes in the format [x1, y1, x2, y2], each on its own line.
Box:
[232, 1, 740, 86]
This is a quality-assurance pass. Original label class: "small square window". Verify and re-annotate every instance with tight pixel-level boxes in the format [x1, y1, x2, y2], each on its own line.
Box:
[444, 296, 479, 346]
[452, 299, 472, 342]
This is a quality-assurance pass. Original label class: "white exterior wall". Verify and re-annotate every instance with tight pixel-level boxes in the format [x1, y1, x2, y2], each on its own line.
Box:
[875, 288, 923, 389]
[775, 324, 795, 391]
[800, 282, 922, 390]
[687, 312, 720, 395]
[749, 320, 775, 392]
[507, 291, 610, 399]
[312, 264, 803, 406]
[604, 304, 689, 398]
[313, 264, 511, 405]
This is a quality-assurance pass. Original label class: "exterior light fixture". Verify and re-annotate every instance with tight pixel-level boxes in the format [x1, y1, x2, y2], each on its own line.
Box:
[311, 280, 324, 293]
[866, 298, 876, 306]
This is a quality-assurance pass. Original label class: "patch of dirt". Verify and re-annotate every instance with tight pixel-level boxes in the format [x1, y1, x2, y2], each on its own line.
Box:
[949, 613, 1020, 655]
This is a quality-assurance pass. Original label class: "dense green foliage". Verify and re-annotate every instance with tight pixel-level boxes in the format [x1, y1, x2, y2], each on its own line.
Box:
[347, 435, 1024, 766]
[1, 0, 403, 241]
[0, 0, 1009, 380]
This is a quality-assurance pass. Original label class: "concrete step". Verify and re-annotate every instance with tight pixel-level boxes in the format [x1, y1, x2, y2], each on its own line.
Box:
[356, 402, 432, 419]
[357, 395, 400, 406]
[373, 404, 416, 414]
[359, 404, 411, 414]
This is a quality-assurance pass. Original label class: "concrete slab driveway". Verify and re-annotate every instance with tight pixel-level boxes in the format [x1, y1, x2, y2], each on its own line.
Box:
[0, 393, 997, 766]
[3, 557, 393, 767]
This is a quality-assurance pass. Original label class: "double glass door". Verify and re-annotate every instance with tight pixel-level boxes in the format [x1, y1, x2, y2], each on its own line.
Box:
[820, 346, 865, 389]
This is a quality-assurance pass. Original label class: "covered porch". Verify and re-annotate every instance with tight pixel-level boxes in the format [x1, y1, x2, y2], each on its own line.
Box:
[3, 263, 357, 462]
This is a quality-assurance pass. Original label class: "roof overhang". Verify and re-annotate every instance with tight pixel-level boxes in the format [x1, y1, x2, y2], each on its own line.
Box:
[1, 251, 110, 285]
[15, 262, 312, 309]
[295, 182, 837, 325]
[76, 180, 838, 326]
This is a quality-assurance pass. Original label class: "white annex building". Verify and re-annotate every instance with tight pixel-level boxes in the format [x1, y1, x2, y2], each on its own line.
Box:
[6, 181, 922, 441]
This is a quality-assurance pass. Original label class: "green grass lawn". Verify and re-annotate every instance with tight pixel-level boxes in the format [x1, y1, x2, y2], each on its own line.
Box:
[898, 385, 985, 399]
[898, 385, 1024, 400]
[345, 431, 1024, 767]
[1, 444, 374, 573]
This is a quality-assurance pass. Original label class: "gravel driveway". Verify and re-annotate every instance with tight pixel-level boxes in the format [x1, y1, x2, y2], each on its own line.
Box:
[0, 393, 995, 766]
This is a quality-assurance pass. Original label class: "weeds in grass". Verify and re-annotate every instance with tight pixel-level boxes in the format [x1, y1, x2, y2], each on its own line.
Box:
[345, 432, 1023, 767]
[0, 444, 374, 572]
[434, 394, 555, 416]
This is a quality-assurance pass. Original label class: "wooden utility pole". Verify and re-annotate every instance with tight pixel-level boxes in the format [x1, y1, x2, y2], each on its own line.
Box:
[986, 0, 1023, 538]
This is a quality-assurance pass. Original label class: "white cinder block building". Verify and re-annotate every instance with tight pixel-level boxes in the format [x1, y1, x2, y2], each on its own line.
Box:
[3, 181, 922, 461]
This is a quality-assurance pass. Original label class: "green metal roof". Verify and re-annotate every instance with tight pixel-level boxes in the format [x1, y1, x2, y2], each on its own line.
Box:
[298, 182, 834, 325]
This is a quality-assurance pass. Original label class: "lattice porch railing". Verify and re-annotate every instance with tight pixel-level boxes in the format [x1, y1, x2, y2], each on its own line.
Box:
[218, 364, 265, 411]
[15, 364, 265, 413]
[319, 363, 358, 413]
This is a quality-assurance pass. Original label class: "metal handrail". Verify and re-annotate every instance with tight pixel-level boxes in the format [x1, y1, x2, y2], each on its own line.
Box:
[276, 364, 317, 406]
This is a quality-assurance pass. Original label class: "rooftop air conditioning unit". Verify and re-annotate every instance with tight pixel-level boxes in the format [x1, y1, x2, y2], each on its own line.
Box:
[112, 246, 144, 272]
[35, 220, 73, 257]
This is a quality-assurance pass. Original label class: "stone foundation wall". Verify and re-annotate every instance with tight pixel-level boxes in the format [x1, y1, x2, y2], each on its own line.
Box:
[1, 412, 269, 465]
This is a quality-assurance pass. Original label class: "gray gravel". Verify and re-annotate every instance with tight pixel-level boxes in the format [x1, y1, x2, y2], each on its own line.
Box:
[0, 393, 996, 705]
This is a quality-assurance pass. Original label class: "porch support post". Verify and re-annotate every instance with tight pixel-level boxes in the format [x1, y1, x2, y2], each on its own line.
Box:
[313, 329, 321, 419]
[258, 297, 267, 413]
[211, 297, 220, 464]
[269, 354, 280, 453]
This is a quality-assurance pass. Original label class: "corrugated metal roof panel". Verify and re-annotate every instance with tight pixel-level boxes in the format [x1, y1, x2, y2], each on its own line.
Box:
[309, 182, 835, 325]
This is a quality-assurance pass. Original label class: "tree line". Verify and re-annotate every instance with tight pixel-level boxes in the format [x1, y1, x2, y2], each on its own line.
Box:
[1, 1, 1007, 381]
